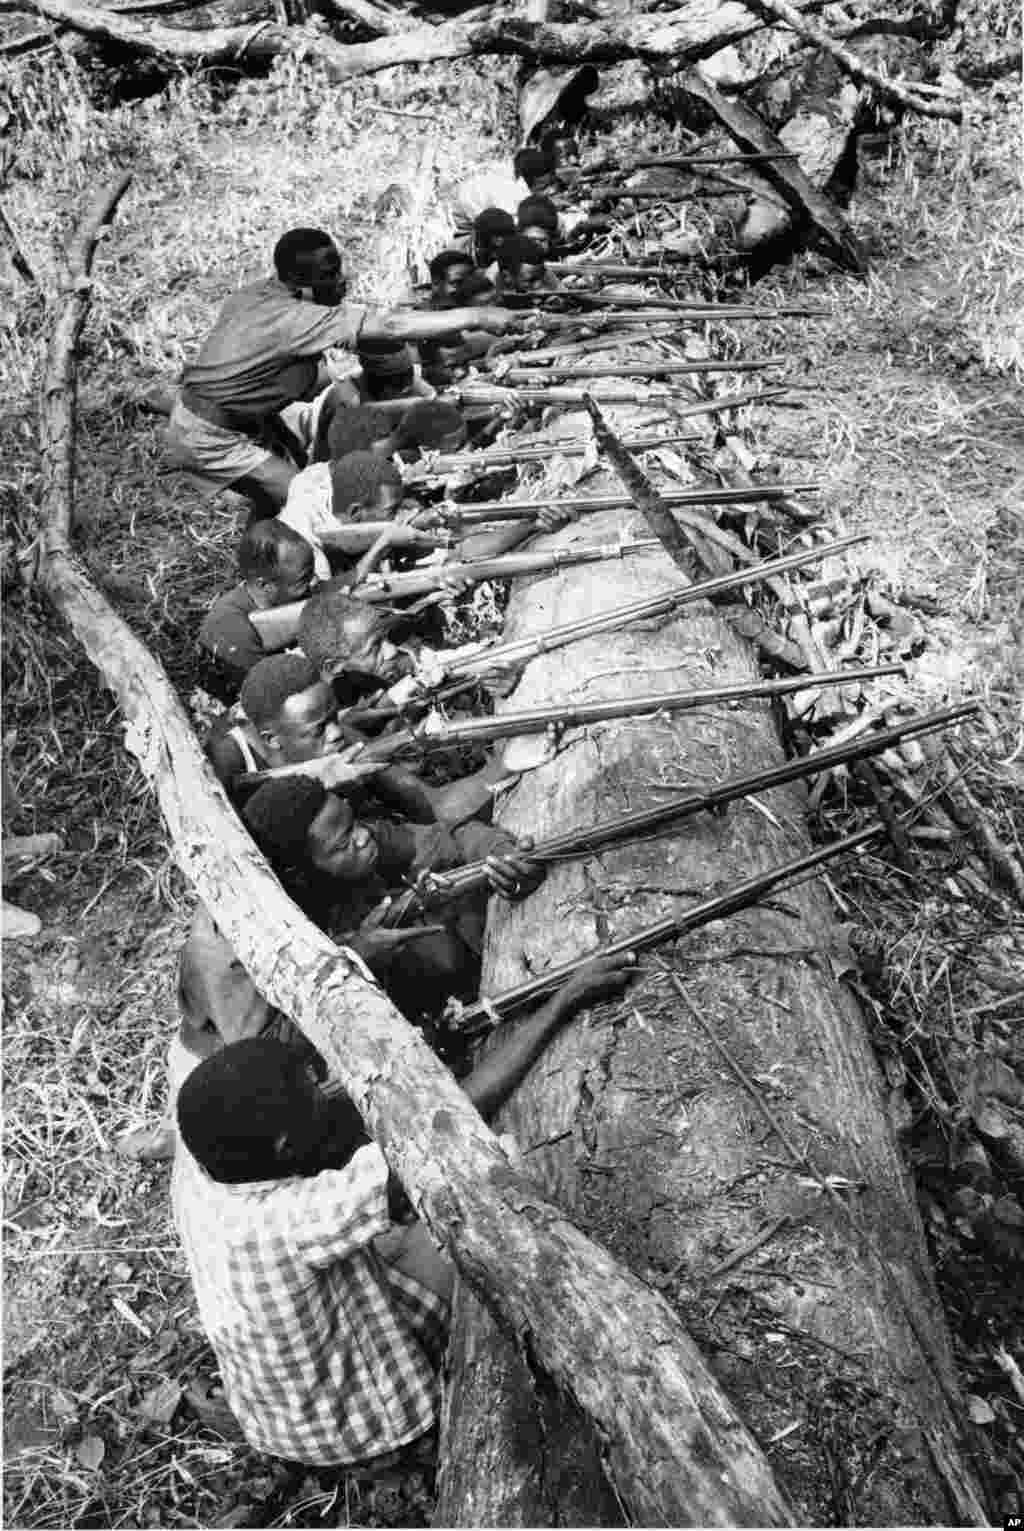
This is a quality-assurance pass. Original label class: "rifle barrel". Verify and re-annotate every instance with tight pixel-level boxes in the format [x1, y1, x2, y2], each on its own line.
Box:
[445, 534, 868, 678]
[445, 482, 820, 524]
[349, 539, 660, 603]
[418, 665, 905, 750]
[503, 358, 778, 382]
[454, 823, 885, 1031]
[421, 430, 700, 475]
[425, 702, 979, 903]
[456, 384, 790, 417]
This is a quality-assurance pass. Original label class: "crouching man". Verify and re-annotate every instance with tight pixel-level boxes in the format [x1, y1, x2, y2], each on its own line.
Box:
[172, 954, 635, 1469]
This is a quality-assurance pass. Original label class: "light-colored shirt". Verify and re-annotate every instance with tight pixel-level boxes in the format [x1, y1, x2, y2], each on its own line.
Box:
[172, 1142, 446, 1465]
[451, 169, 532, 235]
[182, 278, 367, 426]
[278, 464, 335, 580]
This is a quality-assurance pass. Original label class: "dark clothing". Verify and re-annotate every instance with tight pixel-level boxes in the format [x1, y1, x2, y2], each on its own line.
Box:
[181, 278, 366, 429]
[198, 584, 263, 699]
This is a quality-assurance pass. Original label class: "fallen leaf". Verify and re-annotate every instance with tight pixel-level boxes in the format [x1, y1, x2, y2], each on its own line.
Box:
[76, 1434, 105, 1470]
[50, 1389, 77, 1420]
[972, 1104, 1009, 1141]
[138, 1379, 183, 1425]
[967, 1395, 996, 1426]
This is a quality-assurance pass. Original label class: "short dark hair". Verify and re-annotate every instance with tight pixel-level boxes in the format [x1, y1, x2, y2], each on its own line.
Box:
[513, 146, 555, 186]
[244, 777, 327, 870]
[516, 195, 559, 233]
[329, 452, 403, 516]
[428, 249, 475, 282]
[240, 653, 320, 728]
[474, 207, 516, 241]
[324, 405, 394, 462]
[237, 519, 311, 581]
[396, 399, 466, 451]
[298, 583, 393, 672]
[497, 234, 547, 275]
[273, 227, 335, 284]
[177, 1038, 347, 1185]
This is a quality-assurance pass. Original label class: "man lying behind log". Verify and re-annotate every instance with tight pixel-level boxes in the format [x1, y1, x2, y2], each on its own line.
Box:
[243, 776, 540, 1029]
[172, 953, 636, 1465]
[164, 226, 520, 518]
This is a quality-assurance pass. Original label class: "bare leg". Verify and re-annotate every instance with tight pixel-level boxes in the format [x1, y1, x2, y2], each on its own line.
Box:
[231, 453, 298, 519]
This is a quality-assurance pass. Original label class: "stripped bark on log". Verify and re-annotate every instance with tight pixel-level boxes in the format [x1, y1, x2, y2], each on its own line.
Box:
[34, 176, 798, 1531]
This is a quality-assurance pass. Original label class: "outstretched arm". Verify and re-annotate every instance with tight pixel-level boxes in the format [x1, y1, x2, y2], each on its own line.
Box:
[362, 306, 520, 344]
[463, 955, 637, 1122]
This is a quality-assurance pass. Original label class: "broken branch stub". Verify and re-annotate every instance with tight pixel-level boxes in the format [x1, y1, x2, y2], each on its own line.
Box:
[34, 176, 795, 1531]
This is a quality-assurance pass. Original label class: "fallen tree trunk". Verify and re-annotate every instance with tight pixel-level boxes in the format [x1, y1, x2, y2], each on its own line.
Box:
[435, 513, 988, 1519]
[33, 177, 799, 1530]
[19, 0, 795, 75]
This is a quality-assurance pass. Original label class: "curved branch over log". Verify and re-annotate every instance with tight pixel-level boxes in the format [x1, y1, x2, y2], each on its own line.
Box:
[21, 0, 789, 76]
[34, 177, 796, 1530]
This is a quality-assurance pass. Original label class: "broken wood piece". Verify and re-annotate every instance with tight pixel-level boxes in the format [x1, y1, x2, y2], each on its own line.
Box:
[2, 832, 64, 861]
[673, 68, 865, 272]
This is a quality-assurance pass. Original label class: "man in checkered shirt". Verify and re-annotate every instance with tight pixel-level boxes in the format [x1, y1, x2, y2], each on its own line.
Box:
[172, 954, 636, 1468]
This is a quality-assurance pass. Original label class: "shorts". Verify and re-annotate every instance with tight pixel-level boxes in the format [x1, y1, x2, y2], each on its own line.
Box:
[165, 398, 275, 486]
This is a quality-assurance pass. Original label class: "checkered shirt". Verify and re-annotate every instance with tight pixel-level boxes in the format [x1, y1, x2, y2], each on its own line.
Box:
[172, 1142, 448, 1465]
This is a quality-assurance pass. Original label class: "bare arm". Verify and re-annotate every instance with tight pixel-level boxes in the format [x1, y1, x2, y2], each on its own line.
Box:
[463, 956, 636, 1122]
[362, 306, 520, 344]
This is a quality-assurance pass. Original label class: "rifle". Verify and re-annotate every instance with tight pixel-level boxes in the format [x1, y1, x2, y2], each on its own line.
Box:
[236, 664, 903, 788]
[405, 429, 702, 482]
[525, 294, 826, 318]
[250, 539, 662, 645]
[567, 152, 799, 180]
[418, 702, 979, 906]
[348, 537, 660, 604]
[452, 821, 887, 1034]
[455, 383, 791, 414]
[501, 358, 779, 383]
[439, 482, 820, 526]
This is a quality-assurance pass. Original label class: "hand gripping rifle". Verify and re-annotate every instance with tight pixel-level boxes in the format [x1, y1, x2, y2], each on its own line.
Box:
[235, 664, 905, 789]
[417, 702, 979, 907]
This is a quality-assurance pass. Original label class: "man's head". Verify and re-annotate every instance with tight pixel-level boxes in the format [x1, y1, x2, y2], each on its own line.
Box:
[496, 235, 549, 294]
[245, 778, 380, 884]
[239, 654, 344, 763]
[177, 1037, 368, 1184]
[396, 400, 468, 457]
[516, 196, 559, 255]
[428, 249, 475, 307]
[238, 521, 315, 610]
[473, 207, 516, 267]
[273, 228, 345, 307]
[298, 582, 409, 685]
[356, 335, 416, 401]
[329, 452, 404, 522]
[313, 396, 399, 465]
[513, 145, 556, 193]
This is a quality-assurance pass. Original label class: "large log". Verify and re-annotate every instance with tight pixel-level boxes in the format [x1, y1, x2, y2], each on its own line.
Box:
[435, 494, 988, 1523]
[34, 179, 797, 1529]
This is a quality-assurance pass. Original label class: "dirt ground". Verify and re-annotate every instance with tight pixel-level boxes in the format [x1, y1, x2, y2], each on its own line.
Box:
[2, 22, 1023, 1530]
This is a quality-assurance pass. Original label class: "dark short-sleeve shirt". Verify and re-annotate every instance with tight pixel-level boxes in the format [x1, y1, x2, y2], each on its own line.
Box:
[198, 583, 263, 684]
[182, 279, 368, 426]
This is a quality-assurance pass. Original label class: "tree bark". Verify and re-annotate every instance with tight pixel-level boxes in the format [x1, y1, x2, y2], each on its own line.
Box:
[435, 498, 988, 1524]
[33, 178, 797, 1530]
[18, 0, 789, 75]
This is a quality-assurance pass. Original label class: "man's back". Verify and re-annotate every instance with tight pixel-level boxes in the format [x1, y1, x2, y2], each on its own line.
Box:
[172, 1141, 445, 1465]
